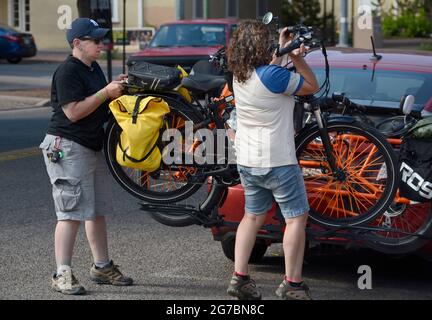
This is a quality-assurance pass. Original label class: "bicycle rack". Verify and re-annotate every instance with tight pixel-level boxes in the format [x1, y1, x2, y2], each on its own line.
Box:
[140, 203, 223, 227]
[140, 202, 432, 247]
[306, 224, 432, 242]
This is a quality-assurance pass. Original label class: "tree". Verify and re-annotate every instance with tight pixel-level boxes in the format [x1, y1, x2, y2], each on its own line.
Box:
[281, 0, 322, 26]
[281, 0, 334, 44]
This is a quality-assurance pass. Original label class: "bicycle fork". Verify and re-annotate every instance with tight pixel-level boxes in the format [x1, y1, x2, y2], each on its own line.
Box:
[310, 104, 344, 180]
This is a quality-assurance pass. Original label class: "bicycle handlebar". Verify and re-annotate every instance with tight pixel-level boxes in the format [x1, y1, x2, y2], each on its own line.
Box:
[303, 93, 367, 114]
[275, 38, 304, 57]
[332, 93, 367, 112]
[274, 24, 316, 57]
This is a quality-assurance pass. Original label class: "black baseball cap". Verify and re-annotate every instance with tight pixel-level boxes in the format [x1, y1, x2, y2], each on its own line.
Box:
[66, 18, 109, 44]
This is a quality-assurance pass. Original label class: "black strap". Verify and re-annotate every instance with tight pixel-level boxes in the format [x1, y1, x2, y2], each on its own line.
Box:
[132, 96, 146, 124]
[119, 135, 159, 163]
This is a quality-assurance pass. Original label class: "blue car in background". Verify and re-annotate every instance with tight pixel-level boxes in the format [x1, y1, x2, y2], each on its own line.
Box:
[0, 24, 37, 63]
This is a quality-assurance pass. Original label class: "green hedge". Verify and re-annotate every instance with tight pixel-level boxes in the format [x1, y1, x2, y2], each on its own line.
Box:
[382, 8, 432, 38]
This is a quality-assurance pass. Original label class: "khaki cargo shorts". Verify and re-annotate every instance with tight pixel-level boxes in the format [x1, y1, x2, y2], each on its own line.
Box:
[39, 134, 114, 221]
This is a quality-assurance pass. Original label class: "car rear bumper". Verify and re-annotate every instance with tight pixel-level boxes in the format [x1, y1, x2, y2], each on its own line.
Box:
[16, 45, 37, 57]
[214, 159, 432, 256]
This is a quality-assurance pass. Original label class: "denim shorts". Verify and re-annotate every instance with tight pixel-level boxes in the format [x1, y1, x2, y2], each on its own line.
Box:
[237, 164, 310, 219]
[39, 134, 114, 221]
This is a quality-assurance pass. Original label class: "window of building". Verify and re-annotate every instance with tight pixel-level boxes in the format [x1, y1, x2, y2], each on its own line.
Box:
[12, 0, 19, 28]
[226, 0, 238, 18]
[193, 0, 204, 18]
[10, 0, 30, 31]
[24, 0, 29, 31]
[257, 0, 268, 18]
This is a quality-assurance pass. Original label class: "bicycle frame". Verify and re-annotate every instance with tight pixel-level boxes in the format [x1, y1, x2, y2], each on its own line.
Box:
[386, 138, 411, 205]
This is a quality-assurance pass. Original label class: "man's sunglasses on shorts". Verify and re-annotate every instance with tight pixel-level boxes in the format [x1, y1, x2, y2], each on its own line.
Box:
[79, 37, 102, 44]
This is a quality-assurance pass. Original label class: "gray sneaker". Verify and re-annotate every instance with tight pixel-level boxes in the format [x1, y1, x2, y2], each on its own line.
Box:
[51, 270, 86, 295]
[227, 274, 262, 300]
[275, 280, 312, 300]
[90, 260, 133, 286]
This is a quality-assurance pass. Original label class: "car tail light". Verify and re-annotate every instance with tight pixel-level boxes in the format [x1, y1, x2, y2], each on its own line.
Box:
[422, 97, 432, 117]
[1, 35, 20, 42]
[425, 97, 432, 111]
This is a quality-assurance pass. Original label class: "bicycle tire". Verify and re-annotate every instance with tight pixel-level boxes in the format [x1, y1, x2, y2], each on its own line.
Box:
[375, 115, 412, 137]
[221, 237, 269, 263]
[296, 121, 399, 227]
[366, 202, 432, 254]
[104, 97, 206, 204]
[147, 179, 227, 227]
[366, 120, 432, 254]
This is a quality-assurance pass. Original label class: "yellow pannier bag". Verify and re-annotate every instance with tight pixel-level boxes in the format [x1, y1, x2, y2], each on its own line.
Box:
[109, 95, 170, 172]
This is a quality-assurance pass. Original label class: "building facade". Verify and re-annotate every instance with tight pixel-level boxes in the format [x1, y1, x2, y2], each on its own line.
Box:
[0, 0, 176, 49]
[181, 0, 281, 20]
[0, 0, 403, 50]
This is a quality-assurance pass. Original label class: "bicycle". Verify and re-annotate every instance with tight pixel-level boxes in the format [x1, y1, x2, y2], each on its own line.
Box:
[104, 36, 400, 230]
[364, 95, 432, 254]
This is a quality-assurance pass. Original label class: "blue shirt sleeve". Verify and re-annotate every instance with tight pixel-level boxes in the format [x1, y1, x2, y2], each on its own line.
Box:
[256, 65, 303, 95]
[256, 65, 291, 94]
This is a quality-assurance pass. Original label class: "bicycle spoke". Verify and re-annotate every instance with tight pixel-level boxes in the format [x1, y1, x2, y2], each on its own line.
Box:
[345, 182, 370, 213]
[348, 155, 385, 176]
[347, 175, 383, 196]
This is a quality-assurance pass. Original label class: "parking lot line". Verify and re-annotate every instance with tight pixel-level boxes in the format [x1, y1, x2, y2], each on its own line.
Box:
[0, 147, 41, 162]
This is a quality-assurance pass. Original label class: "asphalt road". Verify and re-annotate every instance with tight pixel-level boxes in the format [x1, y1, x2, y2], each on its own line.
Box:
[0, 108, 50, 152]
[0, 108, 432, 302]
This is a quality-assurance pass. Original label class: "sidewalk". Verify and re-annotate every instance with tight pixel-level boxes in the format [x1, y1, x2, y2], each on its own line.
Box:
[28, 50, 130, 67]
[0, 95, 49, 111]
[0, 50, 131, 112]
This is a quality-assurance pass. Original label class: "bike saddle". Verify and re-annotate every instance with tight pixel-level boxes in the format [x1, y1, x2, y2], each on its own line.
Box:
[181, 73, 227, 95]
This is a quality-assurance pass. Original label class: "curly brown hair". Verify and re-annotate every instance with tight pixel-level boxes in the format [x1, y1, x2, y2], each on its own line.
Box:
[227, 20, 273, 83]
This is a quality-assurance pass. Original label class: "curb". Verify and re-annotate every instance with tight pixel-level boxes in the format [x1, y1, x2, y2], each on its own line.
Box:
[34, 99, 51, 107]
[0, 95, 51, 112]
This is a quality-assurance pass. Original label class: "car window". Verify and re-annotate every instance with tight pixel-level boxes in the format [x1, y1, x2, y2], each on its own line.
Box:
[313, 67, 432, 108]
[150, 24, 226, 47]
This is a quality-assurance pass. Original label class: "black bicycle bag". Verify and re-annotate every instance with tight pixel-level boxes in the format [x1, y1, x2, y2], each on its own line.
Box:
[398, 137, 432, 202]
[127, 61, 182, 91]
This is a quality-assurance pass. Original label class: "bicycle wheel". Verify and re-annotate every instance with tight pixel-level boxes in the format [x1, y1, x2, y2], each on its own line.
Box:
[104, 97, 206, 204]
[148, 179, 227, 227]
[366, 201, 432, 254]
[296, 121, 398, 227]
[375, 115, 415, 137]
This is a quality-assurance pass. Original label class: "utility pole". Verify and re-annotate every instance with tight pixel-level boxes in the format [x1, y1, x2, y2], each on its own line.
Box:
[338, 0, 349, 47]
[78, 0, 113, 81]
[323, 0, 327, 42]
[123, 0, 126, 74]
[331, 0, 335, 45]
[176, 0, 185, 20]
[204, 0, 209, 19]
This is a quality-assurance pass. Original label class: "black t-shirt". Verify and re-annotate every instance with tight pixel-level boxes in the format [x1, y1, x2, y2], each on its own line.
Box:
[47, 55, 109, 151]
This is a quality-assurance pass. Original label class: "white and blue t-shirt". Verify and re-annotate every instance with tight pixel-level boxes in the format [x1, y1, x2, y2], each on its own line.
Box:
[233, 64, 303, 167]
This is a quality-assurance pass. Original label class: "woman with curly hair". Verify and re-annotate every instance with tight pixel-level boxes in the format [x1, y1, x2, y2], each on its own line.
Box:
[226, 20, 319, 300]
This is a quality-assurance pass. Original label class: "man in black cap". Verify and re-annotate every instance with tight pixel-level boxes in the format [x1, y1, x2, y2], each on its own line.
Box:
[39, 18, 132, 295]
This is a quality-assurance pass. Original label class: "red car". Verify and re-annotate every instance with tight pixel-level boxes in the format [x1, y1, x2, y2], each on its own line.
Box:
[212, 48, 432, 262]
[128, 19, 238, 72]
